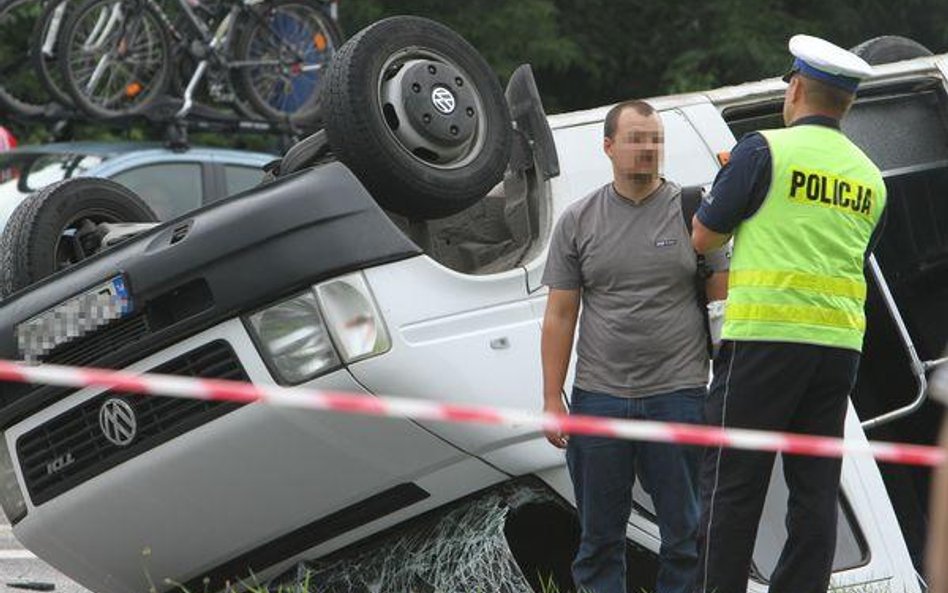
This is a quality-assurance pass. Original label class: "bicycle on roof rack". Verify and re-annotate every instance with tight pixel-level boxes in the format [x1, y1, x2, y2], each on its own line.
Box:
[57, 0, 342, 123]
[0, 0, 342, 136]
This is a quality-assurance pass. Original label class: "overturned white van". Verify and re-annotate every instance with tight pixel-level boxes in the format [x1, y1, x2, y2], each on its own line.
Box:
[0, 18, 944, 593]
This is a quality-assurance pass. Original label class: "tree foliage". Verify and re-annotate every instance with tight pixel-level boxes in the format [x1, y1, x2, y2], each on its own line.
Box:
[342, 0, 948, 112]
[3, 0, 947, 143]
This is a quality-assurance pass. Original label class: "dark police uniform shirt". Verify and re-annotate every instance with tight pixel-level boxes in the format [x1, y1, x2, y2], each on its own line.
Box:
[696, 115, 886, 247]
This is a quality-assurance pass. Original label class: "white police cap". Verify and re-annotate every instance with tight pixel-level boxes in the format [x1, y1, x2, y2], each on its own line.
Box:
[782, 34, 874, 93]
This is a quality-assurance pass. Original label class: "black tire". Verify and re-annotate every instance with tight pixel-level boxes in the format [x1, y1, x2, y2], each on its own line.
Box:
[233, 0, 342, 124]
[850, 35, 933, 66]
[58, 0, 172, 119]
[31, 0, 75, 108]
[323, 16, 512, 220]
[0, 177, 157, 297]
[0, 0, 52, 118]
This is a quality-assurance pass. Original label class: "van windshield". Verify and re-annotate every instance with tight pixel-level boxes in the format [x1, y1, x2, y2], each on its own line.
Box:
[0, 152, 104, 201]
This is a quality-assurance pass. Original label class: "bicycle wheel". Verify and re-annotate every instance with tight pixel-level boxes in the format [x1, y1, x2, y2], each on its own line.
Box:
[233, 0, 341, 123]
[0, 0, 52, 118]
[31, 0, 74, 107]
[58, 0, 172, 119]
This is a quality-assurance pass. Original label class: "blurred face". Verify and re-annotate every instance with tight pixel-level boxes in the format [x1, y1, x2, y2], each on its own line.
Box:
[604, 108, 664, 184]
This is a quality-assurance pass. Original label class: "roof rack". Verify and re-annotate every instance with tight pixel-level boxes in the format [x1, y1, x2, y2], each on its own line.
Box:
[6, 94, 319, 153]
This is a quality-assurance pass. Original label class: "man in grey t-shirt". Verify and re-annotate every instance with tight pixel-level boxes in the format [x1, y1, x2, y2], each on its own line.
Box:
[540, 100, 728, 593]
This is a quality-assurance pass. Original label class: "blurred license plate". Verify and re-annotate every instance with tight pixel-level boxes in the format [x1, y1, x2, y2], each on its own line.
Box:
[16, 275, 132, 362]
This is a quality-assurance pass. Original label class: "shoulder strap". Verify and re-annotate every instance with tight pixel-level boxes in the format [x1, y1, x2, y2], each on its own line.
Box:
[680, 185, 703, 234]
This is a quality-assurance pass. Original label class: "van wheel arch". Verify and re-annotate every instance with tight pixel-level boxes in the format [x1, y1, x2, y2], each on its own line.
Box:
[850, 36, 933, 65]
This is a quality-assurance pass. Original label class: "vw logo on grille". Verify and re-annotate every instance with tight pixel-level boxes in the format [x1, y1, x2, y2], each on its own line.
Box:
[430, 86, 456, 114]
[99, 399, 137, 447]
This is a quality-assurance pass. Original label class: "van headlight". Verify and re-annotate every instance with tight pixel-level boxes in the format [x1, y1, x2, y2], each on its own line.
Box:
[246, 272, 390, 384]
[247, 291, 341, 384]
[315, 273, 390, 363]
[0, 433, 26, 524]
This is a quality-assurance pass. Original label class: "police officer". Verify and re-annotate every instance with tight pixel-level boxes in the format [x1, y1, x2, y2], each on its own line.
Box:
[689, 35, 886, 593]
[928, 360, 948, 593]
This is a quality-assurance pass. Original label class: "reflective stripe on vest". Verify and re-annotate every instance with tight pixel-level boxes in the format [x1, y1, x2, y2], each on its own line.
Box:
[721, 125, 886, 351]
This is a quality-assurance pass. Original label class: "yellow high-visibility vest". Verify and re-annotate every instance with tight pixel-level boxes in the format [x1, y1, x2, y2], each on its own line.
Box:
[722, 124, 886, 351]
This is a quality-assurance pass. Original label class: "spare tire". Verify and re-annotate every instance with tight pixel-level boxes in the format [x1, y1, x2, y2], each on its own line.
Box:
[850, 35, 933, 65]
[323, 16, 512, 220]
[0, 177, 157, 297]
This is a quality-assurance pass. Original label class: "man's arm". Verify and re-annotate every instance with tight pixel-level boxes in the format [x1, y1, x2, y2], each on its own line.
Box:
[693, 216, 732, 254]
[541, 288, 580, 449]
[703, 241, 730, 352]
[691, 132, 771, 254]
[928, 417, 948, 593]
[706, 270, 728, 302]
[703, 237, 731, 301]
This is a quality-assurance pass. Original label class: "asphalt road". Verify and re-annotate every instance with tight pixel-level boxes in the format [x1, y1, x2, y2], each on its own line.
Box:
[0, 514, 91, 593]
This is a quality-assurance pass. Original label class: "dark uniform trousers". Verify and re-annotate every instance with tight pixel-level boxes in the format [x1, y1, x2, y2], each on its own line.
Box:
[695, 340, 860, 593]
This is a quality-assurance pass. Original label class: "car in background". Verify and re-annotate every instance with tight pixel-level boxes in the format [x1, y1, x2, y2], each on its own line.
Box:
[0, 142, 275, 234]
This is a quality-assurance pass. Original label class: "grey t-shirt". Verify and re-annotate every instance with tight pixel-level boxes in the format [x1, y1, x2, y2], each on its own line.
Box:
[542, 180, 729, 398]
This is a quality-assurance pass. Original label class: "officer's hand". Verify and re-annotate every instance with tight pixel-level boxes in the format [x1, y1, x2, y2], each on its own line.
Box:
[543, 399, 569, 449]
[708, 299, 726, 358]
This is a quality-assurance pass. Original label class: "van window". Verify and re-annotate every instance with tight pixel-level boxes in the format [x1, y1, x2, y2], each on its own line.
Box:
[632, 457, 869, 579]
[751, 456, 868, 580]
[662, 109, 720, 187]
[843, 89, 948, 172]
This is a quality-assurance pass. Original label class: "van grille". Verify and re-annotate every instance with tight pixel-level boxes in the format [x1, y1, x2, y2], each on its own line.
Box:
[17, 341, 246, 505]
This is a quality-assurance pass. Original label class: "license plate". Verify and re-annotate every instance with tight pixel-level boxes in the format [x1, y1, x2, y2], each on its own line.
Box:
[16, 275, 132, 362]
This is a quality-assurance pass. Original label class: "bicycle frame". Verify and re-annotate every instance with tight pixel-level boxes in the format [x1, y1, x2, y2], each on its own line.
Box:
[173, 1, 243, 117]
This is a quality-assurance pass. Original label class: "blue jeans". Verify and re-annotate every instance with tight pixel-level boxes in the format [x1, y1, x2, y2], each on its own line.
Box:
[566, 386, 705, 593]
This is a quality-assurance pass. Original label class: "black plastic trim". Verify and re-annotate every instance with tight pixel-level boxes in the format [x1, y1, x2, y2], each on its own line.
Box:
[0, 162, 421, 425]
[175, 482, 430, 593]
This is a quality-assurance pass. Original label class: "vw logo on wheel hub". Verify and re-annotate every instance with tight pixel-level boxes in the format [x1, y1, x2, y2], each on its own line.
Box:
[99, 398, 137, 447]
[430, 86, 457, 115]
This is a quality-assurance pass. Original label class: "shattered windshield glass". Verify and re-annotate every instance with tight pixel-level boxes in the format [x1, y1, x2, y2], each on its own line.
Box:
[271, 486, 557, 593]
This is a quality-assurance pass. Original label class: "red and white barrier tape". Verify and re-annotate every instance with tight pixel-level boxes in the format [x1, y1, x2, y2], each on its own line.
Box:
[0, 359, 944, 467]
